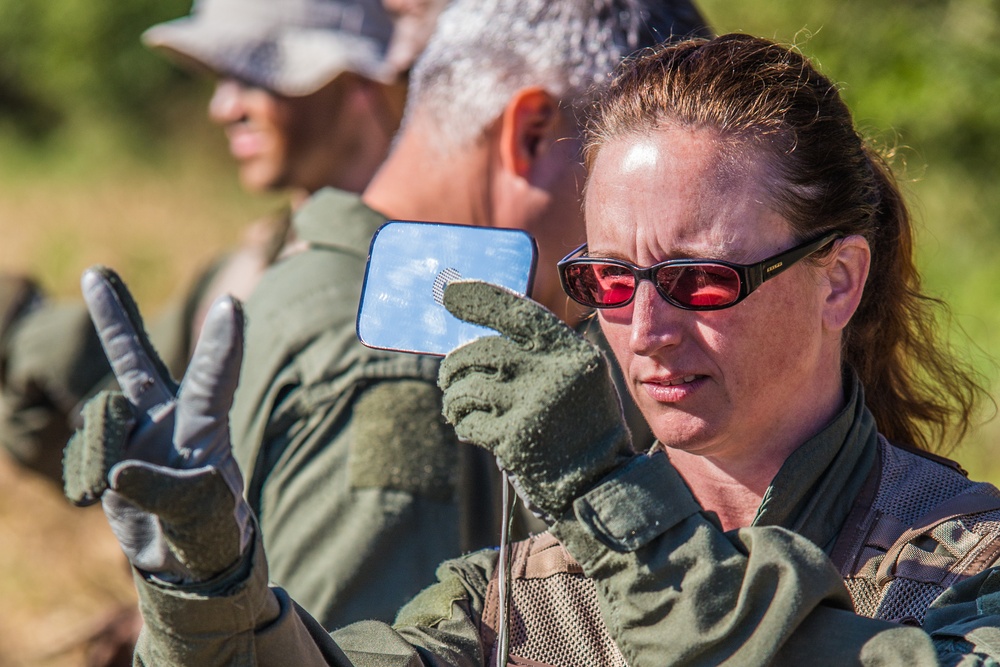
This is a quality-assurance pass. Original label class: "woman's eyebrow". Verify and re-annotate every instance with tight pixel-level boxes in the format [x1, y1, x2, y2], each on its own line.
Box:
[585, 244, 734, 263]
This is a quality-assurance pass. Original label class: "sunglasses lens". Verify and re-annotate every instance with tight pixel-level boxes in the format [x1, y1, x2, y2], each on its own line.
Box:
[562, 260, 744, 309]
[655, 264, 741, 308]
[562, 262, 636, 307]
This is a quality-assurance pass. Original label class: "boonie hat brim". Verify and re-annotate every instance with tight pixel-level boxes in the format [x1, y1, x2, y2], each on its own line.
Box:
[143, 16, 392, 96]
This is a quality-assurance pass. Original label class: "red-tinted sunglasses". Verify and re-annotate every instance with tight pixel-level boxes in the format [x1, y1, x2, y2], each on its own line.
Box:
[558, 232, 842, 311]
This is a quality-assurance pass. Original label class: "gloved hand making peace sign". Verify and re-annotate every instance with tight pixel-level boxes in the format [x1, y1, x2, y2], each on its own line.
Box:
[62, 267, 252, 584]
[438, 280, 636, 524]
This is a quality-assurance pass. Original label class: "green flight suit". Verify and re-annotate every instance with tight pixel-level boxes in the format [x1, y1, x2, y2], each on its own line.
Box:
[130, 374, 1000, 666]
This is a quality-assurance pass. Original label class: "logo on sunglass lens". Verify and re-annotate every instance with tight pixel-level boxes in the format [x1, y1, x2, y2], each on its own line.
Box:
[432, 267, 463, 305]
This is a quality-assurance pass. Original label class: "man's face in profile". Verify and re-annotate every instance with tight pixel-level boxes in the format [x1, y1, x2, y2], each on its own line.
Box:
[207, 76, 363, 194]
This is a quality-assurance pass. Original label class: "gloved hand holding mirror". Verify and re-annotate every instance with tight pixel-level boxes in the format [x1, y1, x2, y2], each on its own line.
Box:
[357, 221, 635, 524]
[356, 220, 538, 356]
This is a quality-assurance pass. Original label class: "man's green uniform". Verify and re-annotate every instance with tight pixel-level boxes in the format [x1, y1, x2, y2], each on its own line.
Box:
[228, 188, 530, 629]
[131, 375, 1000, 666]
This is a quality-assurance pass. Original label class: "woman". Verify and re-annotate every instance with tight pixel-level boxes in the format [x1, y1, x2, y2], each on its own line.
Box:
[433, 33, 1000, 664]
[71, 34, 1000, 666]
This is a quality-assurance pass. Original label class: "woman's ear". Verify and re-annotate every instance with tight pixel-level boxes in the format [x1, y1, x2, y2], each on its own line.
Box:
[497, 87, 560, 178]
[822, 235, 871, 332]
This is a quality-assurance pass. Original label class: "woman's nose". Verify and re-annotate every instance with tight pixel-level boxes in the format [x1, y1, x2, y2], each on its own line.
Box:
[629, 281, 683, 356]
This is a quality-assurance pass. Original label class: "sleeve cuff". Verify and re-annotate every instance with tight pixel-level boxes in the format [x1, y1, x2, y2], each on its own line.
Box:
[558, 449, 702, 554]
[135, 530, 280, 637]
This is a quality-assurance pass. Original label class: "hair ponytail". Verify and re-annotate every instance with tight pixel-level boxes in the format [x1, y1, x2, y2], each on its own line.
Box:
[846, 147, 986, 452]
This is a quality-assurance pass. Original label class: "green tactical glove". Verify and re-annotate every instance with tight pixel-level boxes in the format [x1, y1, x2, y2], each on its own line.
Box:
[62, 267, 252, 584]
[438, 280, 635, 523]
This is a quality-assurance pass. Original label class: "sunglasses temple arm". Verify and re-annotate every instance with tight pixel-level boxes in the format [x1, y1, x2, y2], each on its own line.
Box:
[758, 233, 841, 285]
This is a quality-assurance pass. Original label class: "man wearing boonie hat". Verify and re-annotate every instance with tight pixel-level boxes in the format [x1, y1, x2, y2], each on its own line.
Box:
[143, 0, 406, 202]
[0, 0, 435, 487]
[141, 0, 414, 338]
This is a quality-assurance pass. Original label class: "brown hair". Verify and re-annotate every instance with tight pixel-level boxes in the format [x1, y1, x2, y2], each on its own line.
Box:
[584, 33, 988, 453]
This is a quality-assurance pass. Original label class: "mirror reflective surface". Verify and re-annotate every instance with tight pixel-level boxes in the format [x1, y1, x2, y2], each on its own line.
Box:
[357, 220, 537, 356]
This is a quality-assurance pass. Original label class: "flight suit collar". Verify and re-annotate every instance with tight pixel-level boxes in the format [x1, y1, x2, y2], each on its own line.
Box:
[752, 370, 879, 553]
[293, 187, 387, 255]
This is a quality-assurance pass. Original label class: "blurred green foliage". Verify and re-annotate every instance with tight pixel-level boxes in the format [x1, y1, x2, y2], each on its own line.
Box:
[0, 0, 197, 147]
[697, 0, 1000, 193]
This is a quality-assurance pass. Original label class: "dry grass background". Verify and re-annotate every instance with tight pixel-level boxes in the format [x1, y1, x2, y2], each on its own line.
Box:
[0, 142, 277, 665]
[0, 455, 135, 666]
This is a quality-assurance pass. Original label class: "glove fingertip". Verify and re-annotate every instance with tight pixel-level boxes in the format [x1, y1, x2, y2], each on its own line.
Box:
[81, 264, 119, 288]
[201, 295, 246, 352]
[81, 266, 134, 320]
[82, 265, 144, 330]
[80, 265, 110, 294]
[443, 280, 572, 353]
[442, 280, 514, 323]
[180, 295, 246, 422]
[82, 266, 178, 397]
[62, 391, 135, 507]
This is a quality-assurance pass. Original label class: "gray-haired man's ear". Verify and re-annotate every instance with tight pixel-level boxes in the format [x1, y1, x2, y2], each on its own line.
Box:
[497, 87, 562, 179]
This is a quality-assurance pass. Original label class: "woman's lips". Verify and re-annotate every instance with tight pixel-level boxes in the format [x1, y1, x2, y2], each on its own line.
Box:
[641, 374, 705, 402]
[660, 374, 698, 386]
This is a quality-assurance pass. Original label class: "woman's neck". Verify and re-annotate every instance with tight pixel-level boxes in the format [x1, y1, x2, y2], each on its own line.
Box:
[664, 364, 849, 531]
[664, 446, 783, 531]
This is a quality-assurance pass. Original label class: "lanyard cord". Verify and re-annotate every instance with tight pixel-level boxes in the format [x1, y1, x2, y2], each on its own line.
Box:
[496, 467, 514, 666]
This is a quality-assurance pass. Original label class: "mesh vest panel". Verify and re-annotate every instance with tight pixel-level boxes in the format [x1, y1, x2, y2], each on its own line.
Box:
[481, 533, 627, 667]
[481, 438, 1000, 664]
[839, 438, 1000, 623]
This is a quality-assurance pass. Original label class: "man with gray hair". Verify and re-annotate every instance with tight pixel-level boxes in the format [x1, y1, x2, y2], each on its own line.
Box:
[61, 0, 710, 660]
[224, 0, 707, 631]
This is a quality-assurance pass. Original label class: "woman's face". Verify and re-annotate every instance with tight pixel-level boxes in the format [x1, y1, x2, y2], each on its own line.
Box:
[584, 126, 841, 461]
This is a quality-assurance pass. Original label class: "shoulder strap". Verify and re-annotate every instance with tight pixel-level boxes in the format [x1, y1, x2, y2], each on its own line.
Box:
[481, 534, 583, 631]
[832, 438, 1000, 584]
[876, 492, 1000, 587]
[829, 443, 884, 576]
[479, 532, 596, 667]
